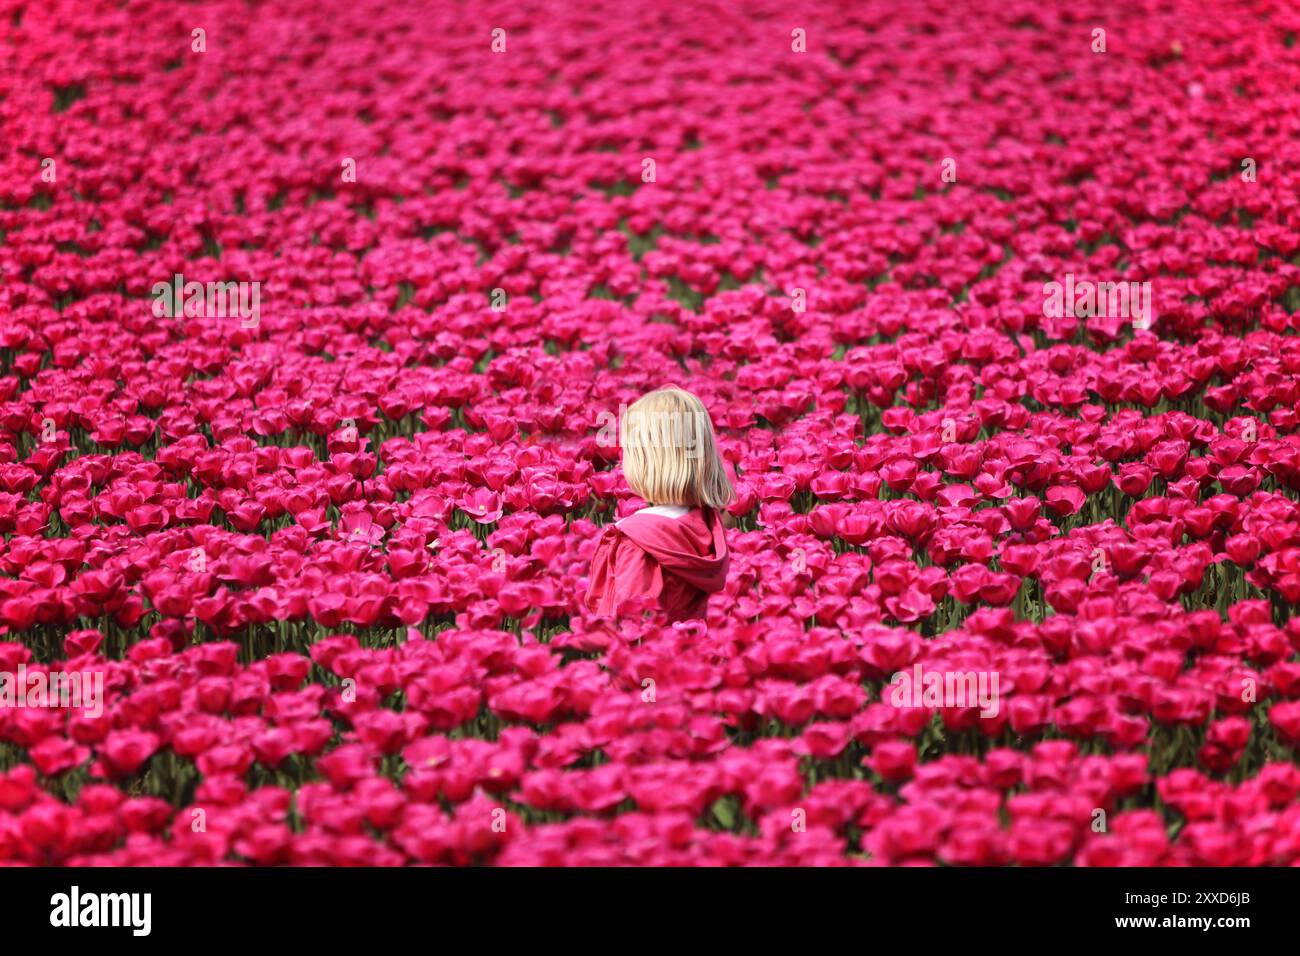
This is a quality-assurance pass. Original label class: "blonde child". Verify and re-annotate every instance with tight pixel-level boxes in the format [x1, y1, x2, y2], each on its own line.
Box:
[585, 387, 733, 622]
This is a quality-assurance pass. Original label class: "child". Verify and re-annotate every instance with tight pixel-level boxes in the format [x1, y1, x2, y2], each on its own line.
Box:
[585, 387, 733, 623]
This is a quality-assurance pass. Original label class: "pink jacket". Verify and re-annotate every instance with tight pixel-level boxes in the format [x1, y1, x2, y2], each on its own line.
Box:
[585, 506, 729, 622]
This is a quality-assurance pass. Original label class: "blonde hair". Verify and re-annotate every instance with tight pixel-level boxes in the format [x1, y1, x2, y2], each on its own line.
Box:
[620, 387, 734, 510]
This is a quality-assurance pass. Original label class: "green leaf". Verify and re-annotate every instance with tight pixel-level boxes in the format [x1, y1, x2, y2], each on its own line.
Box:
[710, 798, 736, 828]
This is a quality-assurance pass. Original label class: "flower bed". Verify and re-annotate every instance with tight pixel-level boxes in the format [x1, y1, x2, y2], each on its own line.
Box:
[1, 0, 1300, 864]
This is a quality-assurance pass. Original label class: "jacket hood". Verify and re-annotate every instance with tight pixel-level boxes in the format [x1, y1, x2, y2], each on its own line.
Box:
[614, 507, 729, 593]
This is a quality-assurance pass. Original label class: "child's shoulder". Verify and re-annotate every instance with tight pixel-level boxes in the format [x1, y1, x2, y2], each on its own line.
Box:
[616, 504, 692, 528]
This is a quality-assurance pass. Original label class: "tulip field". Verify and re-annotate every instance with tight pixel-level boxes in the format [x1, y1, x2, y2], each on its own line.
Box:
[3, 0, 1300, 866]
